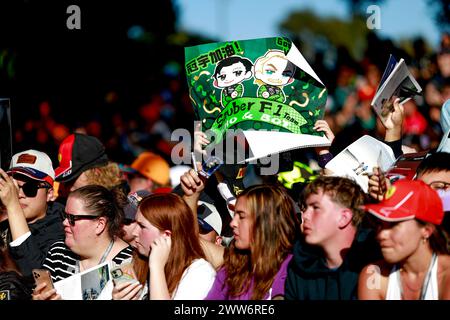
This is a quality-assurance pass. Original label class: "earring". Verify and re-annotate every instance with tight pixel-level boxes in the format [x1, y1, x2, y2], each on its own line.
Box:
[422, 237, 428, 244]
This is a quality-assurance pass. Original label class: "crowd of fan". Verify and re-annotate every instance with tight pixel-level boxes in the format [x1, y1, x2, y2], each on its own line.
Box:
[0, 33, 449, 301]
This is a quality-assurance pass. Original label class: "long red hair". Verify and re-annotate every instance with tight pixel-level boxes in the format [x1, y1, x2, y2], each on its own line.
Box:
[138, 193, 205, 295]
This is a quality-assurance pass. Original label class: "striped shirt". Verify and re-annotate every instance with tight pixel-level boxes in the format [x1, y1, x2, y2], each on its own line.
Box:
[42, 240, 133, 282]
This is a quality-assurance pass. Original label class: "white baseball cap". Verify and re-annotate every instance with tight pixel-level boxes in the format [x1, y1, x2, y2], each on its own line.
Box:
[8, 150, 55, 186]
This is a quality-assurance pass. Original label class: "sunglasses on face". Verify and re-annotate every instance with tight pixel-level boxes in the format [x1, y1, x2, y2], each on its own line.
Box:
[62, 211, 99, 226]
[17, 182, 50, 197]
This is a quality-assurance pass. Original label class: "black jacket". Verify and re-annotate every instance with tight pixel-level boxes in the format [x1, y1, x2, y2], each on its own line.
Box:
[285, 228, 381, 300]
[8, 202, 65, 277]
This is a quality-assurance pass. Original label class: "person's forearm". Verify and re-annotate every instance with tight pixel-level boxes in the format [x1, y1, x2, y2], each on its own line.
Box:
[384, 127, 402, 142]
[182, 194, 200, 237]
[6, 201, 30, 241]
[149, 265, 171, 300]
[182, 194, 200, 217]
[200, 238, 224, 270]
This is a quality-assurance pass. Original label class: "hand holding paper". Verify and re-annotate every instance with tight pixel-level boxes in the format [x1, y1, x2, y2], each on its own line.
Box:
[371, 55, 421, 126]
[193, 122, 209, 156]
[383, 98, 404, 142]
[314, 119, 334, 155]
[325, 135, 396, 193]
[185, 37, 330, 163]
[368, 166, 391, 201]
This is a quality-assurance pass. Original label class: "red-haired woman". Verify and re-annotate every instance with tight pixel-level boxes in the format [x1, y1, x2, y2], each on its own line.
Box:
[113, 193, 216, 300]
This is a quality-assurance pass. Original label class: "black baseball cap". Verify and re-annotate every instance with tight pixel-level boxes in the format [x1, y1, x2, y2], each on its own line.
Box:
[55, 133, 109, 183]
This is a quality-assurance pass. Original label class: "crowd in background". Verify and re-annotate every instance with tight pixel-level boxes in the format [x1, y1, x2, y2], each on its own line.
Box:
[0, 16, 450, 301]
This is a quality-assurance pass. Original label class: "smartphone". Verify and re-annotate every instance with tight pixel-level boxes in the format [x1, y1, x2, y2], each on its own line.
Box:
[32, 269, 54, 292]
[198, 156, 223, 180]
[111, 261, 139, 286]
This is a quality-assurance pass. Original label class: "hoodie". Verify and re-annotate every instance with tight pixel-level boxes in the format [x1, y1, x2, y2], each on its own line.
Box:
[285, 228, 381, 300]
[8, 201, 65, 277]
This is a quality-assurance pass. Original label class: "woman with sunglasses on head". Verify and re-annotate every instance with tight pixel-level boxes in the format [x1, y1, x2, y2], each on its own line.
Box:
[0, 150, 65, 278]
[32, 184, 133, 300]
[205, 184, 300, 300]
[112, 193, 216, 300]
[358, 180, 450, 300]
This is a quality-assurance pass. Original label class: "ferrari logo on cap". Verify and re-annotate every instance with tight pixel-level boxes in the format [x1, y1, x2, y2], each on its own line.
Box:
[385, 186, 396, 200]
[236, 167, 246, 179]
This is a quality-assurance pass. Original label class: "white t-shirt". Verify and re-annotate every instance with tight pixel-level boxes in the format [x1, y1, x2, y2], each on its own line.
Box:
[172, 258, 216, 300]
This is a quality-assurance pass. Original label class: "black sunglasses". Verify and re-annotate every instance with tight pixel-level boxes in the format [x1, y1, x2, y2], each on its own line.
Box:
[62, 211, 99, 226]
[18, 182, 50, 197]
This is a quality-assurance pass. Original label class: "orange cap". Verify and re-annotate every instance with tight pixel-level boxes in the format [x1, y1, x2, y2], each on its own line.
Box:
[131, 152, 170, 186]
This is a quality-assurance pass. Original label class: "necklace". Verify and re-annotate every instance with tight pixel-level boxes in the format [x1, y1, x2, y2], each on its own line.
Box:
[397, 253, 437, 300]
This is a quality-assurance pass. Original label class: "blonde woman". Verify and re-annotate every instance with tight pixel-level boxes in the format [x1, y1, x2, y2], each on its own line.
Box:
[206, 184, 299, 300]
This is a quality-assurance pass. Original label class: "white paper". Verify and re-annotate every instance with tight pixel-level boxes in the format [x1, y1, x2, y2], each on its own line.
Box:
[242, 130, 330, 163]
[54, 261, 113, 300]
[287, 43, 324, 86]
[325, 135, 396, 193]
[371, 58, 422, 125]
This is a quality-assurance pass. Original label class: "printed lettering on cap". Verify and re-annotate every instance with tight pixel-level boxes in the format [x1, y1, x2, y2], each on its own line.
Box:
[17, 154, 37, 165]
[61, 169, 72, 178]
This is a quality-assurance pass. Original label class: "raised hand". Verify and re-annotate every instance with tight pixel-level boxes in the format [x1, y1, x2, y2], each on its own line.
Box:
[0, 168, 20, 209]
[149, 235, 172, 270]
[314, 119, 335, 155]
[383, 98, 404, 141]
[194, 122, 210, 156]
[314, 120, 335, 143]
[180, 168, 204, 197]
[368, 167, 391, 201]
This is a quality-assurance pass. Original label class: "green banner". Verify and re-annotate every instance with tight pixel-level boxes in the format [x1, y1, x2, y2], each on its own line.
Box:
[185, 37, 327, 146]
[209, 97, 308, 142]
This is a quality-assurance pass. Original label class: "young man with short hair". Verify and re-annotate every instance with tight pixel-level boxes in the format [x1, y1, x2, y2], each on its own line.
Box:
[285, 176, 381, 300]
[0, 150, 64, 277]
[415, 152, 450, 190]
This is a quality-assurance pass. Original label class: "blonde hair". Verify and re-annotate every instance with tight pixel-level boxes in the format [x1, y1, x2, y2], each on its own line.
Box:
[224, 184, 300, 299]
[253, 50, 289, 86]
[84, 162, 122, 190]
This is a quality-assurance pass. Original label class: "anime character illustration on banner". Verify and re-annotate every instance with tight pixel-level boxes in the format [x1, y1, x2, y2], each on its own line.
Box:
[253, 50, 296, 103]
[213, 56, 253, 108]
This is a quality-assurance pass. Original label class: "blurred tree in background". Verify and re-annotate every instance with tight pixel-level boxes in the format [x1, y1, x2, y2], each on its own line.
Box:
[426, 0, 450, 31]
